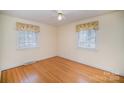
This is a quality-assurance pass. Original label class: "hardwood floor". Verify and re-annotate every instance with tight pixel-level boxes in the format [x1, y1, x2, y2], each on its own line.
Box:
[1, 56, 124, 83]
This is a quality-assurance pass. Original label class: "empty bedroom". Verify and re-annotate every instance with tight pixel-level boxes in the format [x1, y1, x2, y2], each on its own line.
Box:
[0, 10, 124, 83]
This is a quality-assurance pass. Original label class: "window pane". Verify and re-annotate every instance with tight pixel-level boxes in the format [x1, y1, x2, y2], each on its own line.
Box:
[18, 31, 38, 48]
[78, 30, 96, 48]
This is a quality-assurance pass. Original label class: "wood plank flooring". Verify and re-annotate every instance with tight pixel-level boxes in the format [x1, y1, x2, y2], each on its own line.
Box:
[1, 56, 124, 83]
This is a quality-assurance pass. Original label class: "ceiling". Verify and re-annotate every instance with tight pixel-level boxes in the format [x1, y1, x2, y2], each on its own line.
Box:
[0, 10, 114, 26]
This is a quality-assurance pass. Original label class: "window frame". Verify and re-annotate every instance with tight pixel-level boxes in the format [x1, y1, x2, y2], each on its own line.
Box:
[77, 29, 97, 49]
[16, 30, 40, 49]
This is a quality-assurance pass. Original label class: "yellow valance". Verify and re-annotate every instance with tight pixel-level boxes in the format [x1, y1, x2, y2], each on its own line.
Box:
[16, 22, 40, 32]
[76, 21, 98, 32]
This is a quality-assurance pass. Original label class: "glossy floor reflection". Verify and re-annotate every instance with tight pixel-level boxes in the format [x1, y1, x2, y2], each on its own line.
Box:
[1, 56, 124, 83]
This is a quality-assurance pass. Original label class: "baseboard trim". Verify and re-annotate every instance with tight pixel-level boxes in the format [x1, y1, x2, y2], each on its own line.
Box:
[1, 56, 124, 78]
[57, 56, 124, 77]
[1, 56, 57, 71]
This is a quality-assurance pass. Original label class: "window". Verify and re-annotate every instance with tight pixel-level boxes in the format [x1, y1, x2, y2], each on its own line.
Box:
[17, 31, 39, 49]
[77, 29, 96, 48]
[76, 21, 98, 49]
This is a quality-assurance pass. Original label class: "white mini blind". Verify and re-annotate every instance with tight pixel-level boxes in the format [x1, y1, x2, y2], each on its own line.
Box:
[18, 31, 39, 49]
[78, 29, 96, 48]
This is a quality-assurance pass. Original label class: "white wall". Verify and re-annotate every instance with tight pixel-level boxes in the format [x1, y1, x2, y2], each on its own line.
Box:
[57, 11, 124, 76]
[0, 14, 57, 70]
[0, 11, 124, 76]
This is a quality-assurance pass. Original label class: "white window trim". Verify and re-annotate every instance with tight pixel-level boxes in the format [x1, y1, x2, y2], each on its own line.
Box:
[16, 31, 40, 50]
[77, 30, 97, 50]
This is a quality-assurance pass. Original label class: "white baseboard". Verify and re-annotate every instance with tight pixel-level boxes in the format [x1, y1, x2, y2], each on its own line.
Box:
[1, 55, 56, 71]
[1, 55, 124, 77]
[58, 55, 124, 77]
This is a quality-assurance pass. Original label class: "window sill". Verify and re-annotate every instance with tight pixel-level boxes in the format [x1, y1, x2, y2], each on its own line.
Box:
[77, 46, 98, 51]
